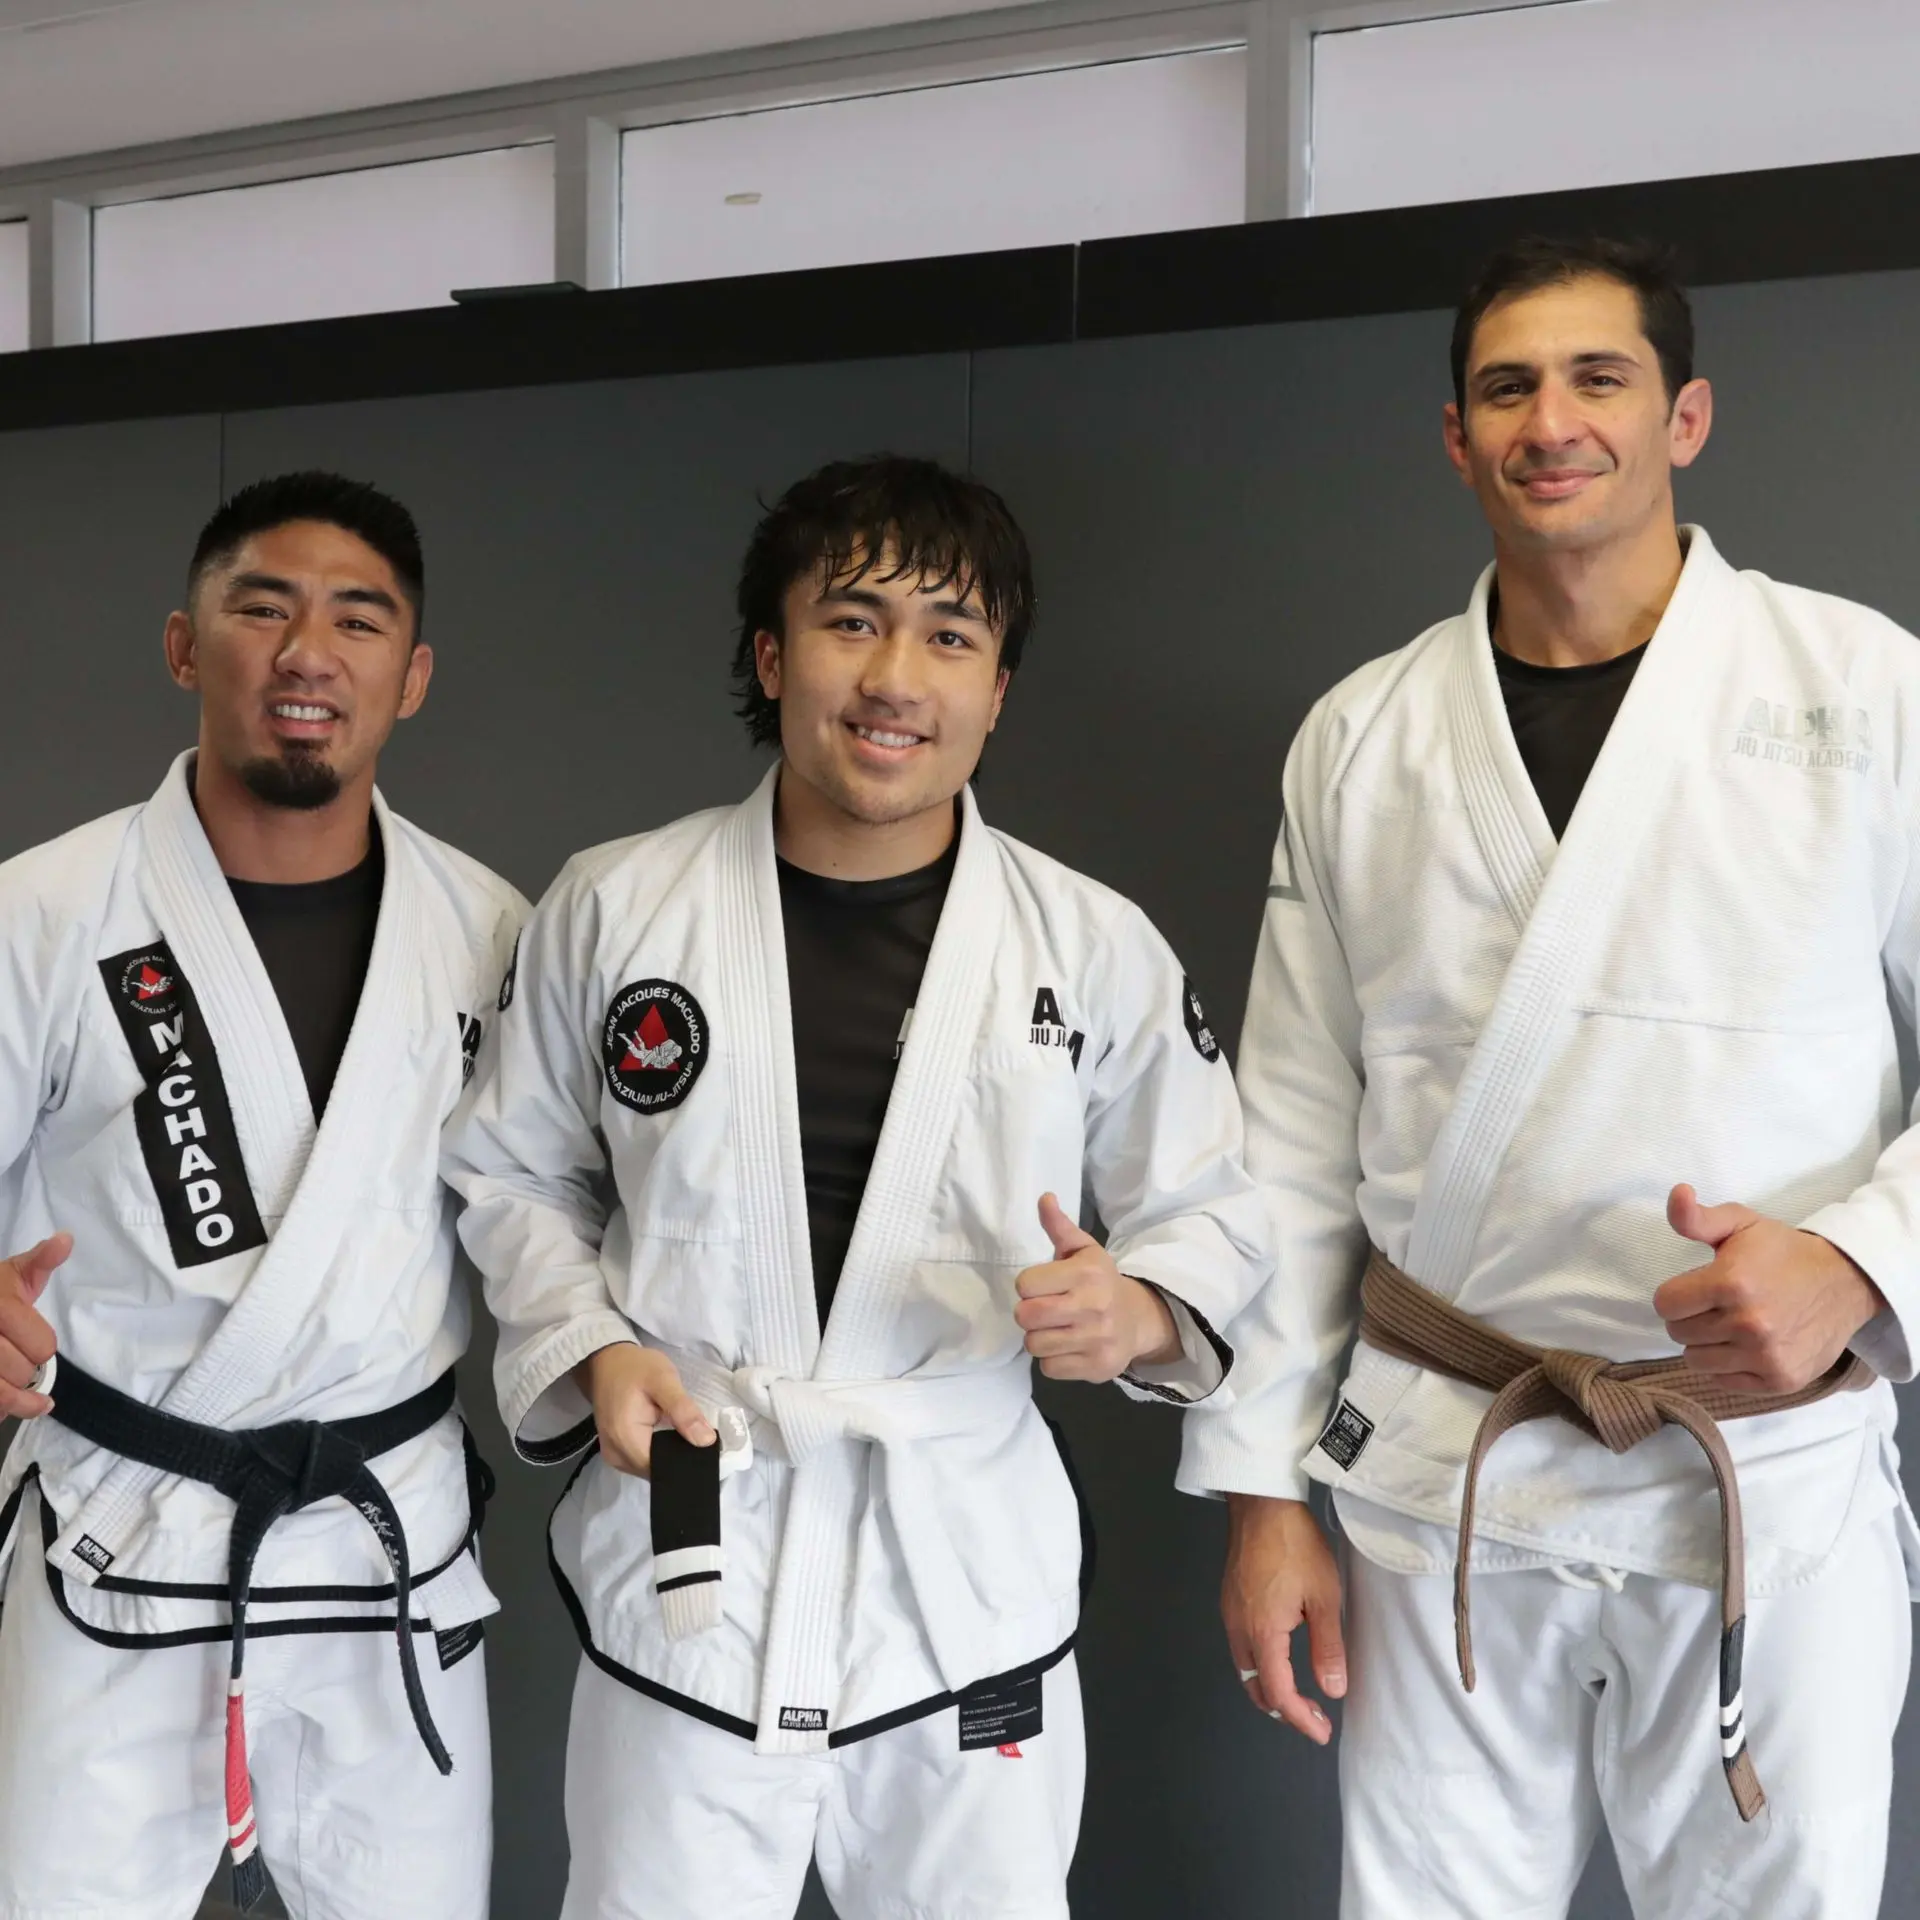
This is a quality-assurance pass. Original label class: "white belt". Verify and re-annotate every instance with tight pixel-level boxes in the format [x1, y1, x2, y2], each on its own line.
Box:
[660, 1346, 1034, 1694]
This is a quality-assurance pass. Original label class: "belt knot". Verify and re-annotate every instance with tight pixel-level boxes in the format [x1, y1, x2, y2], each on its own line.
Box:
[1538, 1350, 1664, 1453]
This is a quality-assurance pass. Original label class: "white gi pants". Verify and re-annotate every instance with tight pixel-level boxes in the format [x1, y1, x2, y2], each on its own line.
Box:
[0, 1492, 493, 1920]
[561, 1654, 1085, 1920]
[1338, 1508, 1912, 1919]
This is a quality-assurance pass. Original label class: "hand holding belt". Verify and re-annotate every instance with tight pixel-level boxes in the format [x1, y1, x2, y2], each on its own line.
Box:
[45, 1359, 469, 1909]
[1358, 1249, 1872, 1823]
[647, 1348, 1035, 1691]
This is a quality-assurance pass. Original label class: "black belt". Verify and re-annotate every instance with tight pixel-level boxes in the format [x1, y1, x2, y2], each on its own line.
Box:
[46, 1360, 467, 1909]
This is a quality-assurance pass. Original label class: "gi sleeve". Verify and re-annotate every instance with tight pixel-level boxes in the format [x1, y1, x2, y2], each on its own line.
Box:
[443, 860, 640, 1461]
[1799, 711, 1920, 1380]
[1177, 720, 1369, 1502]
[1081, 898, 1272, 1407]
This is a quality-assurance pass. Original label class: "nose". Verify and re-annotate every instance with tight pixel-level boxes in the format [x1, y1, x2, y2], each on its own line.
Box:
[272, 606, 339, 681]
[1521, 378, 1584, 452]
[857, 630, 929, 709]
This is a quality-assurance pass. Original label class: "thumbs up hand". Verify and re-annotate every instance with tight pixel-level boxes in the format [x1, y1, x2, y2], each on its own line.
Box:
[1651, 1183, 1884, 1395]
[1013, 1194, 1180, 1382]
[0, 1233, 71, 1420]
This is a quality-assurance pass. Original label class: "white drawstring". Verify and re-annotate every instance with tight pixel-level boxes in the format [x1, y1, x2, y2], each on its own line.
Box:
[1550, 1560, 1627, 1593]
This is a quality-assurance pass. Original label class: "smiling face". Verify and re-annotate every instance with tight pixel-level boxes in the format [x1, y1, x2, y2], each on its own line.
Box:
[164, 518, 431, 811]
[1444, 273, 1712, 556]
[754, 548, 1009, 831]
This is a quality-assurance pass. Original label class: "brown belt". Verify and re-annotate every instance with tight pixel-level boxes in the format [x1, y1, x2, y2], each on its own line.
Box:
[1357, 1248, 1873, 1821]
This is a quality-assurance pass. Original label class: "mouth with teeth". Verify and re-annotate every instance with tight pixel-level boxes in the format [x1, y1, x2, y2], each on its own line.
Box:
[846, 720, 928, 757]
[266, 699, 343, 742]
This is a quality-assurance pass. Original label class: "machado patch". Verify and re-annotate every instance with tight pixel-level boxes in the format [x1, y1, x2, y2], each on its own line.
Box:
[1314, 1399, 1375, 1471]
[1182, 975, 1222, 1063]
[602, 978, 708, 1114]
[100, 942, 268, 1270]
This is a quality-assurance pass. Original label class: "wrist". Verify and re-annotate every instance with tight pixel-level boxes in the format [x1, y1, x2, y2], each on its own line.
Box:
[1810, 1234, 1888, 1337]
[1127, 1278, 1182, 1367]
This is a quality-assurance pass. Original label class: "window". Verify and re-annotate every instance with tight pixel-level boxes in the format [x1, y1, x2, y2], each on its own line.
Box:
[92, 144, 555, 343]
[622, 48, 1246, 286]
[1311, 0, 1920, 216]
[0, 221, 25, 353]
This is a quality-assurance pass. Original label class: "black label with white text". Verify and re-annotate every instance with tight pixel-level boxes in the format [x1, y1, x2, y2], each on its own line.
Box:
[958, 1669, 1044, 1751]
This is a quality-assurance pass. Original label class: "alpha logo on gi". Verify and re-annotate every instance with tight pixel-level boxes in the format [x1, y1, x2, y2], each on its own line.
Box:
[1734, 697, 1873, 774]
[779, 1706, 829, 1732]
[1183, 976, 1221, 1063]
[1029, 987, 1084, 1068]
[456, 1012, 483, 1085]
[99, 942, 268, 1270]
[602, 978, 709, 1113]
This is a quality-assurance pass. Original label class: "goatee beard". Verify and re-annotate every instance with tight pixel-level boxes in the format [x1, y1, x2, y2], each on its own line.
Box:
[238, 750, 342, 812]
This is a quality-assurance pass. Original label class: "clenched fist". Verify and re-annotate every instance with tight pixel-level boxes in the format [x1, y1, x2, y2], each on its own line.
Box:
[0, 1234, 71, 1421]
[1013, 1193, 1180, 1382]
[576, 1342, 716, 1478]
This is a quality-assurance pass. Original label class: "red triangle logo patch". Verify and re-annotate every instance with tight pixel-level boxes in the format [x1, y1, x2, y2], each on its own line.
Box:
[622, 1003, 674, 1070]
[136, 965, 170, 998]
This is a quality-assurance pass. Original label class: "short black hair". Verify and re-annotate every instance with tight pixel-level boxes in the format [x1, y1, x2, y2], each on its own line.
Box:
[731, 454, 1035, 748]
[187, 470, 426, 634]
[1450, 235, 1695, 413]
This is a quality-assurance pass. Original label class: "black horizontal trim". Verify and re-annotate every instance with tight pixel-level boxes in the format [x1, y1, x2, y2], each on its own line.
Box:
[518, 1412, 599, 1469]
[5, 148, 1920, 434]
[0, 246, 1076, 433]
[654, 1569, 721, 1594]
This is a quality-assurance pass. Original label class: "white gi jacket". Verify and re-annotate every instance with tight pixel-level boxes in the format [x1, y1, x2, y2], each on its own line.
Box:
[446, 767, 1270, 1752]
[0, 753, 524, 1643]
[1183, 529, 1920, 1593]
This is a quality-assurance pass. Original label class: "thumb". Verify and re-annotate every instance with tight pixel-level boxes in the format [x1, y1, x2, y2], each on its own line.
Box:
[10, 1232, 72, 1305]
[1667, 1183, 1760, 1250]
[1037, 1193, 1096, 1260]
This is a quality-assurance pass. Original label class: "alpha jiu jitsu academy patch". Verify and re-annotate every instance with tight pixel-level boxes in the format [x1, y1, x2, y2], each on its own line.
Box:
[1314, 1398, 1375, 1471]
[602, 978, 709, 1114]
[1182, 976, 1222, 1063]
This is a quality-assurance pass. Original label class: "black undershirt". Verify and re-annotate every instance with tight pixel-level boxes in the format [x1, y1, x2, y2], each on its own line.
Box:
[227, 830, 384, 1121]
[778, 836, 958, 1325]
[1493, 637, 1648, 840]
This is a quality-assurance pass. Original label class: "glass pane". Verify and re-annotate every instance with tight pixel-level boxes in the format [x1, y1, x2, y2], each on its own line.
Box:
[93, 144, 555, 343]
[623, 48, 1246, 286]
[1313, 0, 1920, 216]
[0, 221, 25, 354]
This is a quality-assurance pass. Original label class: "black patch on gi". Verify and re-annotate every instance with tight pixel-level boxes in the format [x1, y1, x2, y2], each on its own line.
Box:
[779, 1706, 829, 1733]
[958, 1670, 1043, 1750]
[456, 1012, 483, 1085]
[100, 943, 267, 1270]
[602, 979, 708, 1114]
[1182, 975, 1222, 1063]
[1315, 1399, 1375, 1470]
[435, 1620, 486, 1671]
[73, 1534, 115, 1574]
[497, 933, 520, 1012]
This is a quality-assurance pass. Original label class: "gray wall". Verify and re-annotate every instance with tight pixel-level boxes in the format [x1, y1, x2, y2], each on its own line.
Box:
[3, 266, 1918, 1919]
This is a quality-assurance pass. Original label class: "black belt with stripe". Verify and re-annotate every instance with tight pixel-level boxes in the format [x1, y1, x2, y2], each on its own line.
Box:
[44, 1360, 465, 1772]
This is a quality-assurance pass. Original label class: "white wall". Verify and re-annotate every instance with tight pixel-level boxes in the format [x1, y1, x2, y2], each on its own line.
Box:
[1312, 0, 1920, 215]
[623, 48, 1247, 285]
[92, 144, 556, 343]
[0, 221, 25, 353]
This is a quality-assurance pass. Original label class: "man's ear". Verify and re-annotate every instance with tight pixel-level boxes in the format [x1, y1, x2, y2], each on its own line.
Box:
[163, 610, 198, 691]
[754, 629, 782, 699]
[1668, 376, 1714, 471]
[986, 665, 1011, 733]
[1442, 401, 1474, 486]
[397, 642, 434, 721]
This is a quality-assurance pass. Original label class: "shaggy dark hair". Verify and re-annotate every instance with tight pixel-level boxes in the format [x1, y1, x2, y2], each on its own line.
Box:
[187, 470, 425, 634]
[1450, 235, 1695, 413]
[731, 454, 1035, 748]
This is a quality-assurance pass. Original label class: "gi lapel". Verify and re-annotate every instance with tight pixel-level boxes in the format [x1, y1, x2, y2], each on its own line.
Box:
[745, 780, 1006, 1749]
[713, 766, 821, 1381]
[1405, 530, 1733, 1299]
[56, 761, 432, 1569]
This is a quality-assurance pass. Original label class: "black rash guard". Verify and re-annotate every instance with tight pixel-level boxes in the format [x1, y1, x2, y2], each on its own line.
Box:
[1493, 638, 1649, 840]
[777, 837, 959, 1326]
[227, 830, 384, 1121]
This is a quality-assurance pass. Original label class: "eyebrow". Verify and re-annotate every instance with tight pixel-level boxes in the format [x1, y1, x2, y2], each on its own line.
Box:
[1474, 349, 1643, 384]
[818, 583, 991, 623]
[224, 571, 399, 615]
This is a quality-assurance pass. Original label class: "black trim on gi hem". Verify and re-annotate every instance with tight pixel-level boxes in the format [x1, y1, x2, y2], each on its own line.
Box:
[21, 1468, 485, 1647]
[546, 1454, 1079, 1749]
[517, 1412, 598, 1468]
[1119, 1284, 1235, 1404]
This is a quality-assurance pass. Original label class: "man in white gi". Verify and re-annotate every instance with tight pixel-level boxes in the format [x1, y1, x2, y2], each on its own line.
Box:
[1187, 236, 1920, 1917]
[0, 472, 523, 1919]
[445, 453, 1270, 1919]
